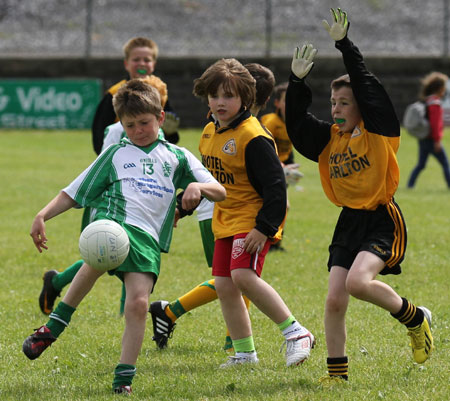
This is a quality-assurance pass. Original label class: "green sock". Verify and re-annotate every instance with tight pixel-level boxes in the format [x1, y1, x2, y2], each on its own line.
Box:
[46, 301, 76, 338]
[113, 364, 136, 389]
[119, 284, 126, 315]
[52, 260, 84, 291]
[232, 336, 255, 353]
[278, 315, 296, 331]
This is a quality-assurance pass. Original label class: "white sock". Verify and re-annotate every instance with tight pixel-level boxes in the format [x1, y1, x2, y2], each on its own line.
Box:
[282, 321, 306, 339]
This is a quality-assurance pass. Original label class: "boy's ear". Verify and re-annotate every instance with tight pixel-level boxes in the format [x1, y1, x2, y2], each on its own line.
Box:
[158, 110, 165, 126]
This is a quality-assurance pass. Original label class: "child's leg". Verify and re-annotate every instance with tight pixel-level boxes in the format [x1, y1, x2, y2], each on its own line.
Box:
[113, 272, 154, 391]
[231, 268, 290, 324]
[39, 260, 84, 315]
[215, 276, 258, 367]
[120, 272, 154, 364]
[230, 268, 314, 366]
[347, 251, 432, 364]
[215, 276, 252, 340]
[323, 266, 350, 381]
[346, 252, 403, 310]
[166, 279, 218, 322]
[61, 263, 106, 307]
[52, 260, 84, 291]
[23, 263, 104, 360]
[149, 279, 218, 349]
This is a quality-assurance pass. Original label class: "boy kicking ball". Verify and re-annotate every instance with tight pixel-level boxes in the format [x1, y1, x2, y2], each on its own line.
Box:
[23, 79, 225, 395]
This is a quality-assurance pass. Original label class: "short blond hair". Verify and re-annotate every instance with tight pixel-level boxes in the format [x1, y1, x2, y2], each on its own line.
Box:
[193, 58, 256, 110]
[113, 79, 162, 120]
[142, 75, 168, 108]
[122, 37, 159, 60]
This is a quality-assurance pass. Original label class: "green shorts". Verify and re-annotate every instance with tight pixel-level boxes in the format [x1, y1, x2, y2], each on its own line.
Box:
[198, 218, 214, 267]
[107, 222, 161, 285]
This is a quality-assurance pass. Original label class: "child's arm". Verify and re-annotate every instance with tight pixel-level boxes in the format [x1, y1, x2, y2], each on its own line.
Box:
[182, 182, 226, 211]
[245, 136, 286, 252]
[30, 191, 77, 253]
[325, 8, 400, 137]
[285, 45, 332, 162]
[91, 94, 116, 155]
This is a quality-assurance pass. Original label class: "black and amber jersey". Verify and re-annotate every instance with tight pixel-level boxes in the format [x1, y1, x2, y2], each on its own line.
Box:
[199, 110, 286, 240]
[91, 79, 178, 155]
[285, 37, 400, 211]
[260, 112, 293, 163]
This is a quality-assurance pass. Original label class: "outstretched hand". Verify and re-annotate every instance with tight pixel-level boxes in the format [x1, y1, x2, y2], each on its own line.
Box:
[291, 44, 317, 80]
[322, 8, 349, 41]
[162, 112, 180, 135]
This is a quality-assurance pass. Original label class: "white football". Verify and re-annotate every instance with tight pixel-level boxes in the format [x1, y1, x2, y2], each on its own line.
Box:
[79, 219, 130, 271]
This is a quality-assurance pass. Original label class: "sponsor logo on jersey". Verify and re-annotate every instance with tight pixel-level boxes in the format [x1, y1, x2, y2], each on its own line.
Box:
[162, 161, 172, 177]
[328, 146, 371, 179]
[123, 163, 137, 169]
[232, 238, 245, 259]
[351, 126, 362, 138]
[222, 139, 237, 155]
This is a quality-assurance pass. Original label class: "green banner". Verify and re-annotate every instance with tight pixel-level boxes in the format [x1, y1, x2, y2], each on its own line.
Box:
[0, 79, 101, 129]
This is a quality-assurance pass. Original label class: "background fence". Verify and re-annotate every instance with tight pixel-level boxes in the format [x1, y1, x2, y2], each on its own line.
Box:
[1, 0, 450, 58]
[2, 0, 450, 128]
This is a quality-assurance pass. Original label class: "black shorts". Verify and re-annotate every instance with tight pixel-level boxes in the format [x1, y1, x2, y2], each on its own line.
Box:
[327, 199, 407, 275]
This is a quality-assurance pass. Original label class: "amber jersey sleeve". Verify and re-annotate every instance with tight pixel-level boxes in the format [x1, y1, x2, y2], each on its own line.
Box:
[286, 36, 401, 210]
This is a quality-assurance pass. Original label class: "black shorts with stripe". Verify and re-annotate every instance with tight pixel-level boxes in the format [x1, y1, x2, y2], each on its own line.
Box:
[327, 199, 407, 275]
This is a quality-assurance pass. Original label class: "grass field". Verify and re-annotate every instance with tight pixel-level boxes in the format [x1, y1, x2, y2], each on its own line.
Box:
[0, 128, 448, 400]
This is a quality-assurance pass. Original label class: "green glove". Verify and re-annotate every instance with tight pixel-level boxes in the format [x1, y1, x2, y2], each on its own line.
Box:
[322, 8, 349, 41]
[291, 44, 317, 80]
[162, 111, 180, 134]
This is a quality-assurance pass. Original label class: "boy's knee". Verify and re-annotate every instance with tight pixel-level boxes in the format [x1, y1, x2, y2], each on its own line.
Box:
[231, 269, 254, 293]
[345, 276, 367, 299]
[126, 296, 148, 317]
[325, 294, 347, 314]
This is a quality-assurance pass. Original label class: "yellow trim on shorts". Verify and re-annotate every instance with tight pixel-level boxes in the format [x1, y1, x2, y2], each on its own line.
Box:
[385, 200, 406, 267]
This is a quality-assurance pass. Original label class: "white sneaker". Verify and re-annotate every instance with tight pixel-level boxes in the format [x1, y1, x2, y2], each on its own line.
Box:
[219, 352, 259, 368]
[281, 330, 315, 367]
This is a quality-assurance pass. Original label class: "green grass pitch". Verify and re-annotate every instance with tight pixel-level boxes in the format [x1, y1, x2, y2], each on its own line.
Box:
[0, 128, 448, 400]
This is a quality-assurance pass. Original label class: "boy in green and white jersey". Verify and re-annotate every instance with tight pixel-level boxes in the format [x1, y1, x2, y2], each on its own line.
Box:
[23, 79, 226, 395]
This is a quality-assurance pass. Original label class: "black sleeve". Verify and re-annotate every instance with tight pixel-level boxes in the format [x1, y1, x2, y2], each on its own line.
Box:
[91, 93, 117, 155]
[285, 74, 332, 162]
[175, 190, 198, 218]
[336, 36, 400, 137]
[245, 136, 287, 237]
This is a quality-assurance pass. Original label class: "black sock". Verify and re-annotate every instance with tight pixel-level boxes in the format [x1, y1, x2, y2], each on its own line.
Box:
[327, 356, 348, 380]
[391, 297, 424, 328]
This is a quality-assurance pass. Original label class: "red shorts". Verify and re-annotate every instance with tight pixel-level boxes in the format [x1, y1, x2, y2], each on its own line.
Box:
[212, 233, 271, 277]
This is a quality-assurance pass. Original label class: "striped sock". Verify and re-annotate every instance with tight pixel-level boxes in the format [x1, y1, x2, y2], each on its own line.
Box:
[327, 356, 348, 380]
[113, 364, 136, 389]
[46, 301, 76, 337]
[391, 297, 424, 328]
